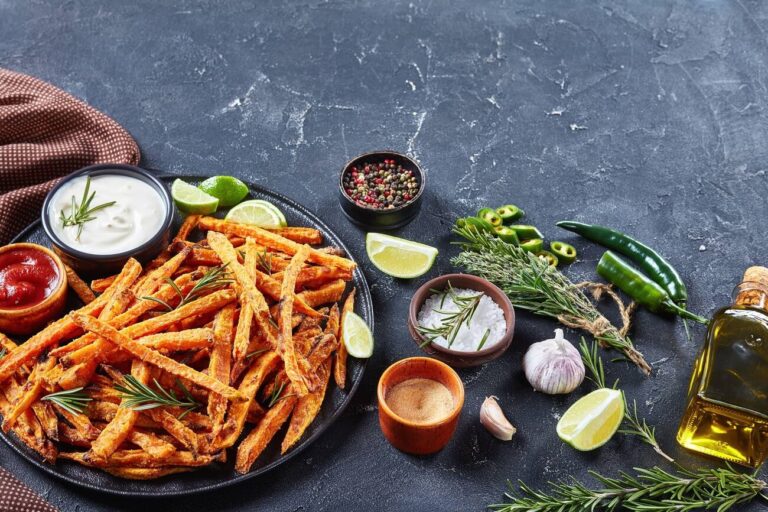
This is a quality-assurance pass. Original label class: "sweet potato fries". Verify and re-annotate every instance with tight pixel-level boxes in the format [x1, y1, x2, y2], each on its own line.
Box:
[0, 216, 358, 478]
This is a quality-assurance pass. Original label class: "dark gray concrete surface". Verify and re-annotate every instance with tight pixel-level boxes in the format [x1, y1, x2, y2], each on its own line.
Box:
[2, 0, 768, 510]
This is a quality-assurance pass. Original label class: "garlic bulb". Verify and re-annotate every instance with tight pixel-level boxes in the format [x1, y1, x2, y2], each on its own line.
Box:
[522, 329, 585, 394]
[480, 396, 516, 441]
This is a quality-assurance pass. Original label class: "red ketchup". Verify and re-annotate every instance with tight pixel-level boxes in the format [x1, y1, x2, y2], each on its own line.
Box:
[0, 247, 61, 309]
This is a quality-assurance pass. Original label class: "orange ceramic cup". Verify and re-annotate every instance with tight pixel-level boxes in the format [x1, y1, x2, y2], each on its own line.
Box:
[377, 357, 465, 455]
[0, 243, 69, 336]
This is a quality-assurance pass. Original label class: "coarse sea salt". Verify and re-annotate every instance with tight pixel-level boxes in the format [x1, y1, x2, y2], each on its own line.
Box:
[417, 287, 506, 352]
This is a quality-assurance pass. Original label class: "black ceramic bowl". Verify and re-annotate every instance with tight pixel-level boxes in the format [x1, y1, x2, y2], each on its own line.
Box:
[41, 164, 175, 276]
[338, 151, 425, 230]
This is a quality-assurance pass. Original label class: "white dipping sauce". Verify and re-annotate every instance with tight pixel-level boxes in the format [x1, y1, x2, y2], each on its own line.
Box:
[48, 174, 165, 255]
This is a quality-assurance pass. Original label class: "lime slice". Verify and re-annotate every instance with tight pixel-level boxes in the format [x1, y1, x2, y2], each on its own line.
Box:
[342, 311, 373, 358]
[557, 388, 624, 451]
[225, 200, 283, 228]
[171, 179, 219, 214]
[365, 233, 438, 279]
[250, 199, 287, 227]
[198, 176, 250, 207]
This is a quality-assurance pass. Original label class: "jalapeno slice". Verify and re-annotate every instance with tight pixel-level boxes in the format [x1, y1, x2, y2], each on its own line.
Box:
[493, 225, 520, 245]
[496, 204, 524, 222]
[550, 241, 577, 264]
[477, 207, 503, 227]
[536, 250, 559, 267]
[519, 238, 543, 253]
[463, 216, 494, 232]
[509, 225, 543, 240]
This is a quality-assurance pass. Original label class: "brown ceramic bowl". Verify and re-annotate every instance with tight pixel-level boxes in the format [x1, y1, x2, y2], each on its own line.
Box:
[0, 243, 68, 336]
[377, 357, 464, 455]
[408, 273, 515, 368]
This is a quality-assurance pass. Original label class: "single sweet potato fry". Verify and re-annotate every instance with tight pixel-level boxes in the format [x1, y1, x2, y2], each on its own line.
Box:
[335, 289, 356, 390]
[64, 264, 96, 304]
[235, 395, 296, 474]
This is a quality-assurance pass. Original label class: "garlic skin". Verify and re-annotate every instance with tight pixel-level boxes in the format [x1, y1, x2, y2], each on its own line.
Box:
[480, 396, 516, 441]
[522, 329, 585, 395]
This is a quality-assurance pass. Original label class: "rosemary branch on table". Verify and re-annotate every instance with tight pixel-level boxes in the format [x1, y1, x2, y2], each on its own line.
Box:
[416, 281, 490, 350]
[41, 387, 92, 415]
[115, 375, 200, 419]
[59, 176, 116, 241]
[579, 338, 674, 463]
[451, 224, 651, 374]
[141, 264, 233, 311]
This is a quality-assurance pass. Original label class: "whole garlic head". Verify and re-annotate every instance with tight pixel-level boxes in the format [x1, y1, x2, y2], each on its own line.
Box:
[522, 329, 585, 395]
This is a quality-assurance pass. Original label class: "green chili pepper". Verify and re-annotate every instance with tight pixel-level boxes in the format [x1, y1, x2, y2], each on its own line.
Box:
[520, 238, 543, 253]
[462, 216, 494, 233]
[478, 208, 503, 227]
[496, 204, 524, 222]
[597, 251, 706, 324]
[536, 250, 559, 267]
[550, 241, 577, 264]
[493, 225, 520, 245]
[509, 225, 543, 240]
[557, 221, 687, 306]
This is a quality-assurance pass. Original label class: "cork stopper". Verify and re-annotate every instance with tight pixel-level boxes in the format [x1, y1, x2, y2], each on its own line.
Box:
[736, 266, 768, 308]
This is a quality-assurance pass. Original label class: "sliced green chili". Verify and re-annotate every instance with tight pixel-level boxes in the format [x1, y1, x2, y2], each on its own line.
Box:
[520, 238, 543, 253]
[536, 250, 559, 267]
[550, 241, 577, 264]
[509, 224, 543, 240]
[463, 216, 494, 233]
[496, 204, 524, 222]
[493, 225, 520, 245]
[477, 208, 503, 227]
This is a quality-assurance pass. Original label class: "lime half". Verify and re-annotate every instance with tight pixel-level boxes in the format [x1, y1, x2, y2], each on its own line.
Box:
[198, 176, 249, 207]
[342, 312, 374, 358]
[172, 179, 219, 214]
[556, 388, 624, 451]
[365, 233, 438, 279]
[225, 200, 285, 228]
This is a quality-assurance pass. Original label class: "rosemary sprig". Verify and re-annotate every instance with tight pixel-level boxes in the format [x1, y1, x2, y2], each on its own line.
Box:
[266, 380, 294, 408]
[257, 250, 273, 275]
[451, 225, 651, 374]
[141, 264, 233, 311]
[41, 387, 92, 415]
[246, 348, 269, 360]
[0, 348, 6, 359]
[59, 176, 116, 241]
[115, 375, 200, 419]
[579, 338, 674, 462]
[416, 281, 488, 349]
[491, 465, 767, 512]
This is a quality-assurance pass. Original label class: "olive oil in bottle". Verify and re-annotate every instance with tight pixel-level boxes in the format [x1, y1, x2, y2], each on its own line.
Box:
[677, 267, 768, 467]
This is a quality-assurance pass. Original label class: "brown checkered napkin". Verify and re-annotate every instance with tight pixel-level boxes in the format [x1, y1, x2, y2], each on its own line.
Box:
[0, 67, 140, 245]
[0, 467, 58, 512]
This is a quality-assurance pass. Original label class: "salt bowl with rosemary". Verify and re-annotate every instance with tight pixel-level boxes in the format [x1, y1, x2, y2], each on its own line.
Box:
[417, 283, 506, 352]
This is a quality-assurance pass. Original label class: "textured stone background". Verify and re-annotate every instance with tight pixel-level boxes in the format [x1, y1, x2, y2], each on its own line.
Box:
[2, 0, 768, 510]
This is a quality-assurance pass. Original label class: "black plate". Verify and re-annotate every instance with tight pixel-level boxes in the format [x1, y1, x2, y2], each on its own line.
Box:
[1, 174, 372, 497]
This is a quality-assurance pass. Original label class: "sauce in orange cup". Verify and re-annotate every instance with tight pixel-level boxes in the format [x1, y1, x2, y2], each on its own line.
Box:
[377, 357, 464, 455]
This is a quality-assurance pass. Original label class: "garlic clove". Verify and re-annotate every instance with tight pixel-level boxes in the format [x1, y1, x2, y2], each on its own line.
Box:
[522, 329, 585, 395]
[480, 396, 516, 441]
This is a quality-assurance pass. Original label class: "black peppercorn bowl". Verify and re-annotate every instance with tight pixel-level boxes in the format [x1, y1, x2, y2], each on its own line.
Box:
[41, 164, 175, 277]
[338, 151, 425, 230]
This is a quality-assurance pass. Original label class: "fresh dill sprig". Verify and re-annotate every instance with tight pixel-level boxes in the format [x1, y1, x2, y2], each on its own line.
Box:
[578, 338, 674, 462]
[42, 387, 92, 415]
[59, 176, 116, 241]
[451, 224, 651, 374]
[115, 375, 200, 419]
[491, 465, 767, 512]
[417, 281, 489, 349]
[141, 264, 233, 311]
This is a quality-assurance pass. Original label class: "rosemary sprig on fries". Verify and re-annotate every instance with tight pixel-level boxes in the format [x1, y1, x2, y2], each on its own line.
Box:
[59, 176, 116, 241]
[41, 387, 92, 415]
[115, 375, 201, 419]
[141, 264, 233, 311]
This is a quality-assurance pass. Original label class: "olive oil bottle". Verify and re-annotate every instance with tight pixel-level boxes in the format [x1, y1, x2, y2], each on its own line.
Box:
[677, 267, 768, 467]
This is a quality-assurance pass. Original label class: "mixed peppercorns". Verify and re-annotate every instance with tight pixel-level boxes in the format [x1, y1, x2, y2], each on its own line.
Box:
[343, 159, 420, 209]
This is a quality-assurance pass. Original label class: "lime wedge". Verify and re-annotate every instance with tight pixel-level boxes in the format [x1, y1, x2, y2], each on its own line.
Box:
[250, 199, 287, 227]
[342, 312, 373, 358]
[556, 388, 624, 451]
[365, 233, 437, 279]
[198, 176, 249, 207]
[171, 179, 219, 214]
[225, 200, 284, 228]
